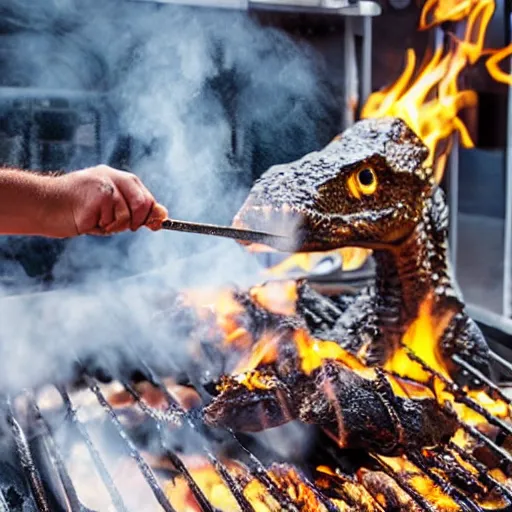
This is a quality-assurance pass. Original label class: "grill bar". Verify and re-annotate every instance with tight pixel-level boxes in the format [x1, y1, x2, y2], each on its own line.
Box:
[425, 448, 485, 496]
[132, 353, 299, 511]
[318, 445, 386, 511]
[5, 398, 51, 512]
[84, 375, 177, 512]
[407, 450, 482, 512]
[449, 442, 512, 503]
[56, 386, 129, 512]
[300, 471, 342, 512]
[119, 359, 262, 511]
[460, 422, 512, 470]
[3, 310, 509, 512]
[25, 392, 83, 512]
[452, 354, 512, 405]
[120, 380, 214, 512]
[372, 455, 437, 512]
[207, 453, 255, 512]
[163, 450, 215, 512]
[489, 350, 512, 376]
[403, 347, 512, 437]
[119, 380, 182, 426]
[226, 431, 299, 511]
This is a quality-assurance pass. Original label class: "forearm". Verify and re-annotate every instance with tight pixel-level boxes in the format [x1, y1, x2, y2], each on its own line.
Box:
[0, 165, 167, 238]
[0, 169, 63, 236]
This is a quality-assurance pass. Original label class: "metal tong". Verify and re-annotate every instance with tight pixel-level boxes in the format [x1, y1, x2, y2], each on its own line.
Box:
[160, 218, 293, 250]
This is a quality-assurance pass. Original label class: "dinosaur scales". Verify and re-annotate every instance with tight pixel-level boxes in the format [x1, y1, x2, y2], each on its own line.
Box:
[202, 117, 493, 455]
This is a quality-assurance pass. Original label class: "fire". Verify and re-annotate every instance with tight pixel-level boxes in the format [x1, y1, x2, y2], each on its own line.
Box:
[362, 0, 509, 183]
[486, 45, 512, 85]
[182, 287, 244, 332]
[384, 293, 455, 381]
[183, 281, 298, 327]
[362, 39, 475, 183]
[163, 458, 250, 511]
[265, 247, 372, 279]
[164, 459, 336, 512]
[419, 0, 493, 30]
[249, 280, 298, 316]
[164, 452, 512, 512]
[180, 281, 299, 352]
[231, 332, 280, 374]
[423, 0, 512, 88]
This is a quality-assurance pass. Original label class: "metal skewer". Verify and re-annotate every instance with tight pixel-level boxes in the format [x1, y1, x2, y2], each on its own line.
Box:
[160, 218, 293, 249]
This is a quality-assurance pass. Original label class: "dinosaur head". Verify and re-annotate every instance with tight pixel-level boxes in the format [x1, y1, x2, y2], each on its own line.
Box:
[233, 117, 433, 253]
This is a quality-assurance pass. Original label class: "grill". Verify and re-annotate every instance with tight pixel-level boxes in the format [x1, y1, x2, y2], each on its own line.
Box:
[1, 280, 512, 512]
[1, 0, 512, 510]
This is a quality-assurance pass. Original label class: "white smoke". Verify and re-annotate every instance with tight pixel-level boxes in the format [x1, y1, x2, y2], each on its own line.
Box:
[0, 0, 337, 390]
[0, 3, 339, 507]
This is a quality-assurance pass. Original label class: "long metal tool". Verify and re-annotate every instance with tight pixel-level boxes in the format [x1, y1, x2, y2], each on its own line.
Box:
[160, 218, 293, 249]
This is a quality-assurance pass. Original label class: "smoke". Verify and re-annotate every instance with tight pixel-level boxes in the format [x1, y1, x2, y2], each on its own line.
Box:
[0, 3, 341, 506]
[0, 0, 338, 389]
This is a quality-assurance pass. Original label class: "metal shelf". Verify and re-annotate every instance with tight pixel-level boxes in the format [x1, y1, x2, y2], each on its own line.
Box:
[129, 0, 382, 16]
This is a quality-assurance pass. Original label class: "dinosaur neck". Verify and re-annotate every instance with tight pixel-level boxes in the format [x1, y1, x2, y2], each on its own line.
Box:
[371, 188, 460, 334]
[373, 227, 432, 330]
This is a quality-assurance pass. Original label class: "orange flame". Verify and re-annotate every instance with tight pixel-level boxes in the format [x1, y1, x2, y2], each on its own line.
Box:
[419, 0, 493, 31]
[361, 0, 512, 183]
[486, 44, 512, 85]
[265, 247, 372, 278]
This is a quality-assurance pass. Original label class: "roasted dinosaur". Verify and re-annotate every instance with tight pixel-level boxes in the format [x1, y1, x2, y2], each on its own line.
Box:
[230, 116, 489, 376]
[203, 323, 459, 455]
[200, 118, 488, 453]
[203, 117, 491, 452]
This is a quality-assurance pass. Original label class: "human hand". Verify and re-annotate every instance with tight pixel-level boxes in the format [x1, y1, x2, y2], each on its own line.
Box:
[49, 165, 168, 237]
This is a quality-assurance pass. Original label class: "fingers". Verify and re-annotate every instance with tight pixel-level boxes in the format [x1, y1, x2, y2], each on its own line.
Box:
[69, 166, 166, 236]
[103, 174, 165, 234]
[114, 174, 155, 231]
[103, 189, 131, 234]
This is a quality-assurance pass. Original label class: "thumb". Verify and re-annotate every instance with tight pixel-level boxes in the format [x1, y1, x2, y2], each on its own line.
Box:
[145, 203, 168, 231]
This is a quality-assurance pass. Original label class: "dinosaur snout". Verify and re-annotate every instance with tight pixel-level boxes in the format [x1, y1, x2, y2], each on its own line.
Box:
[232, 199, 305, 252]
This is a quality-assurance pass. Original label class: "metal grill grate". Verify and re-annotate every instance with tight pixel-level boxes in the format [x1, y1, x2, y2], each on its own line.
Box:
[1, 323, 512, 511]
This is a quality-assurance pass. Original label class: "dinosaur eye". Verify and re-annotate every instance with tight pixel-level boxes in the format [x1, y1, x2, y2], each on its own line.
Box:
[356, 167, 377, 196]
[347, 167, 378, 199]
[358, 168, 375, 187]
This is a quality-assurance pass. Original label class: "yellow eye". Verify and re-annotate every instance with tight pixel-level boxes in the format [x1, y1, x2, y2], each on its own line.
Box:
[347, 167, 378, 199]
